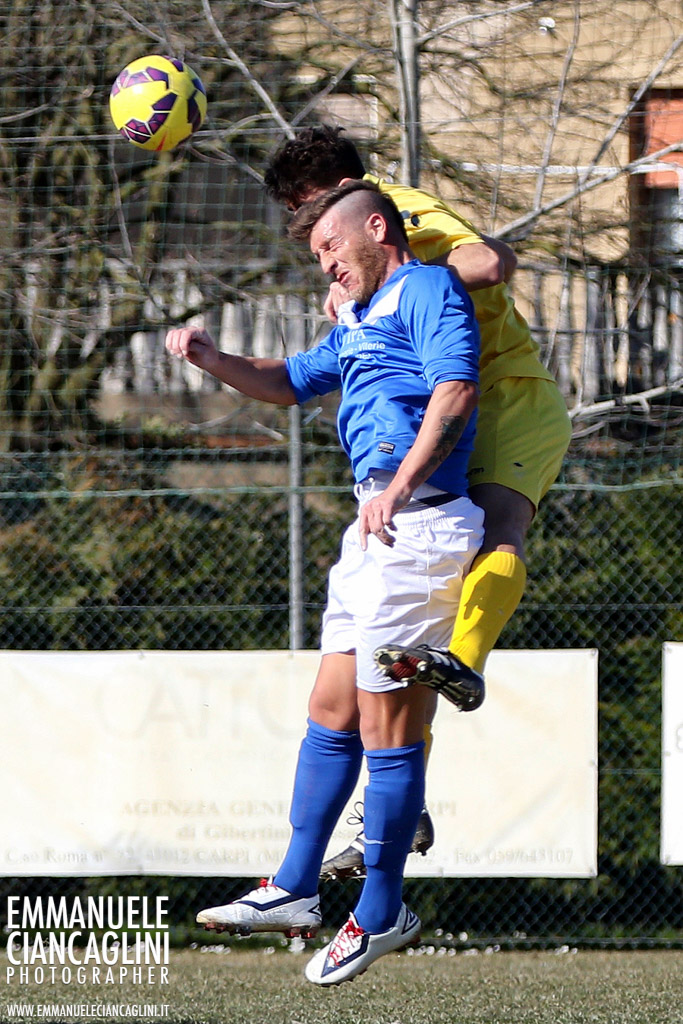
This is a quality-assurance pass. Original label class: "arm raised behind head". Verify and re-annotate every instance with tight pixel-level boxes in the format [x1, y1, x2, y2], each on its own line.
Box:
[165, 327, 298, 405]
[429, 241, 505, 291]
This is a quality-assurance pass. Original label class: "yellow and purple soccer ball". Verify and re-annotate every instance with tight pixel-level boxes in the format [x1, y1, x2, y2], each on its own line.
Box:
[109, 55, 207, 152]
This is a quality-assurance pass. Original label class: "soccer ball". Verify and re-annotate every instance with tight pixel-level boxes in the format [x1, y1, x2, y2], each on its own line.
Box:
[109, 55, 207, 152]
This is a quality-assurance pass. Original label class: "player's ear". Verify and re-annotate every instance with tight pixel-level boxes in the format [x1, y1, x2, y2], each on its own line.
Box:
[365, 212, 388, 241]
[338, 176, 355, 186]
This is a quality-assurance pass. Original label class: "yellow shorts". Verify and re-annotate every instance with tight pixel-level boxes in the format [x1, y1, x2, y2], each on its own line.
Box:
[466, 377, 572, 510]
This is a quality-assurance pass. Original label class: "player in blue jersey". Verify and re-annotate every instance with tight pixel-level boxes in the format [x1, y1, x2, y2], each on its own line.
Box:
[165, 181, 484, 986]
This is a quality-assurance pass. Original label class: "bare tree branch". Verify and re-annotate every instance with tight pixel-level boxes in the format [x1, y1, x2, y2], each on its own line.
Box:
[390, 0, 421, 185]
[282, 0, 384, 54]
[291, 55, 364, 127]
[496, 140, 683, 240]
[109, 2, 168, 47]
[579, 30, 683, 188]
[532, 1, 581, 213]
[570, 379, 683, 420]
[200, 0, 295, 139]
[418, 0, 548, 47]
[0, 103, 52, 123]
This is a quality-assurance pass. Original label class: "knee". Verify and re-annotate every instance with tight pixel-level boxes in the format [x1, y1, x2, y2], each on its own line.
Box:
[480, 525, 527, 557]
[358, 689, 429, 751]
[307, 652, 360, 732]
[358, 714, 383, 752]
[470, 486, 534, 557]
[308, 687, 359, 733]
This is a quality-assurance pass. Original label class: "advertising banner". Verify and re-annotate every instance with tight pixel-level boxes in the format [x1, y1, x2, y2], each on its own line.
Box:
[661, 642, 683, 865]
[0, 648, 598, 878]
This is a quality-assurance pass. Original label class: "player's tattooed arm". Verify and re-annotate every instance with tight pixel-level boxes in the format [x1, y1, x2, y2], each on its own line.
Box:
[430, 414, 468, 468]
[358, 381, 477, 549]
[393, 381, 477, 498]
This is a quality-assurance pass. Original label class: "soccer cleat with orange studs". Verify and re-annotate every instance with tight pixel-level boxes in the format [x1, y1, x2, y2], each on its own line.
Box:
[374, 642, 485, 711]
[196, 878, 321, 938]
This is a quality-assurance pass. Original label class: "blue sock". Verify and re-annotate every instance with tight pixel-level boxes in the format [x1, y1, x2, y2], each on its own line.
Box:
[274, 719, 363, 897]
[353, 742, 425, 934]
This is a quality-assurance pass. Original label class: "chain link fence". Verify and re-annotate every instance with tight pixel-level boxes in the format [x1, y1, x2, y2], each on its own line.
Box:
[0, 424, 681, 946]
[1, 0, 683, 951]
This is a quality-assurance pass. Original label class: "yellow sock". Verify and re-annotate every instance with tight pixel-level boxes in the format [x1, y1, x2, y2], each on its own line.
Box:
[449, 551, 527, 674]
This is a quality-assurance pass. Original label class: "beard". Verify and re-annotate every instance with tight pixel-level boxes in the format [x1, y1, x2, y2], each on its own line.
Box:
[346, 234, 390, 305]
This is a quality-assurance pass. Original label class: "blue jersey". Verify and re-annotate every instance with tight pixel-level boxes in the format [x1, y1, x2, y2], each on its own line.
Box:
[285, 260, 480, 494]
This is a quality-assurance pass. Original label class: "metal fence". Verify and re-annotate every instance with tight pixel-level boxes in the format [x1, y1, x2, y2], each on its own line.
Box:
[90, 259, 683, 410]
[1, 242, 683, 946]
[2, 1, 683, 947]
[0, 416, 681, 945]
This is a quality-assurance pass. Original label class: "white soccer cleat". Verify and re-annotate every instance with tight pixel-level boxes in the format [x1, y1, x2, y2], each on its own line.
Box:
[304, 904, 420, 986]
[196, 878, 321, 938]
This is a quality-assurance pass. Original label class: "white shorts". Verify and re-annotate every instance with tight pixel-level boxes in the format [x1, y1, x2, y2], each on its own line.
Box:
[320, 477, 485, 693]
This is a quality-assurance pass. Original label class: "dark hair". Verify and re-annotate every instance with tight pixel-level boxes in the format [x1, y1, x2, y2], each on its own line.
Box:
[263, 125, 366, 207]
[288, 180, 408, 244]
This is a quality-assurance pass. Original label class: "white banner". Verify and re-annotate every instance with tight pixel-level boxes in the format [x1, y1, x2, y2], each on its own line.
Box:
[661, 642, 683, 865]
[0, 648, 597, 878]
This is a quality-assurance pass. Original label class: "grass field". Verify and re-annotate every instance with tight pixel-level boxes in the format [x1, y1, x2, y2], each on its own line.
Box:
[3, 947, 683, 1024]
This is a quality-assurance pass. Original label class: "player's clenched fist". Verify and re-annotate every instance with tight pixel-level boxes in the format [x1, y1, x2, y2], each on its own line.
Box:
[165, 327, 220, 374]
[323, 281, 351, 324]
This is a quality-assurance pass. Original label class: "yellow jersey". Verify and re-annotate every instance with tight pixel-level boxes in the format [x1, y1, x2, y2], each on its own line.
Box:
[365, 175, 556, 392]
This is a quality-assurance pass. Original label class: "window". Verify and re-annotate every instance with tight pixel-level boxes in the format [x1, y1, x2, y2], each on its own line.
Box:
[630, 89, 683, 265]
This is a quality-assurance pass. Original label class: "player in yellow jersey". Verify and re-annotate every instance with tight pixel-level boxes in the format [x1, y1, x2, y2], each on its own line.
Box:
[363, 173, 571, 687]
[264, 126, 572, 878]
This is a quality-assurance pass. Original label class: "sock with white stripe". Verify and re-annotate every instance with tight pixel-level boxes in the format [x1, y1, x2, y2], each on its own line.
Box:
[353, 741, 425, 933]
